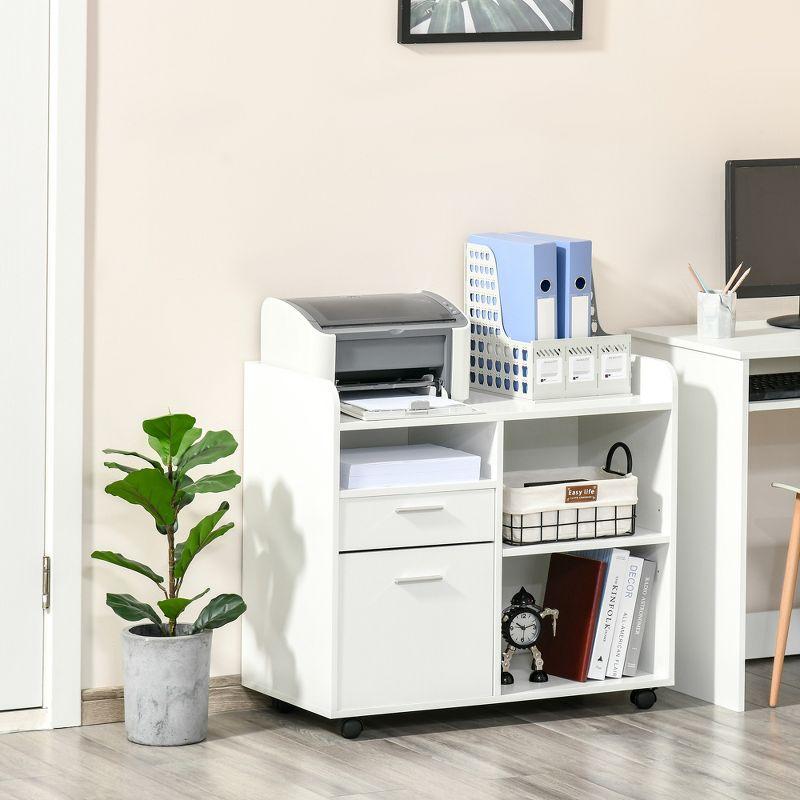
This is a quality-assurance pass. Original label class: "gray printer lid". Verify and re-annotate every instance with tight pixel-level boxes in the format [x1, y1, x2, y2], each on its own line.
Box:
[287, 292, 459, 329]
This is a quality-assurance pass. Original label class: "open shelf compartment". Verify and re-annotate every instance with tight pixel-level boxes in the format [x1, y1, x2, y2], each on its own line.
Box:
[501, 405, 675, 547]
[494, 399, 675, 699]
[497, 541, 673, 700]
[339, 419, 502, 493]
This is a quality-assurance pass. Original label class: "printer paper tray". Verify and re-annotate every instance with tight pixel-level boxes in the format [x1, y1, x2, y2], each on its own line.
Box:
[339, 390, 480, 421]
[340, 404, 480, 421]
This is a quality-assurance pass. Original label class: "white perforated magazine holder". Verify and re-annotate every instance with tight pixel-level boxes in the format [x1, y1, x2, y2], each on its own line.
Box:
[503, 443, 638, 545]
[465, 242, 632, 401]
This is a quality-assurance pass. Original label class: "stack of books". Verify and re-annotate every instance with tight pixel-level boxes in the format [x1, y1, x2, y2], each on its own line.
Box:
[537, 549, 656, 681]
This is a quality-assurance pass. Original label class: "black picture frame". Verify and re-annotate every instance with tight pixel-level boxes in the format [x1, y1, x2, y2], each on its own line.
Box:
[398, 0, 583, 44]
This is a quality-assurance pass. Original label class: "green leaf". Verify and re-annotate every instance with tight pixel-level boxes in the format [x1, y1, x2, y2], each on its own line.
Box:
[91, 550, 164, 586]
[176, 495, 194, 513]
[177, 430, 237, 475]
[148, 436, 170, 464]
[102, 448, 163, 471]
[175, 427, 202, 462]
[173, 501, 232, 579]
[157, 588, 210, 621]
[103, 461, 137, 474]
[181, 470, 241, 495]
[142, 414, 196, 464]
[173, 474, 196, 513]
[106, 593, 163, 628]
[181, 524, 234, 575]
[191, 594, 246, 633]
[105, 469, 176, 528]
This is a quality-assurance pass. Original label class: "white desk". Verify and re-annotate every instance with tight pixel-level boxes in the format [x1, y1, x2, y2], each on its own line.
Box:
[632, 320, 800, 711]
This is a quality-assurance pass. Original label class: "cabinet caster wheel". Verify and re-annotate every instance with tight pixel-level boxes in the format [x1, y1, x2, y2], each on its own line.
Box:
[340, 718, 364, 739]
[630, 688, 657, 710]
[273, 699, 293, 714]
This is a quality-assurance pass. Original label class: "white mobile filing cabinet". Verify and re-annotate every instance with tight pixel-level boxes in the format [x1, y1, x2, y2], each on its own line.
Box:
[241, 354, 679, 738]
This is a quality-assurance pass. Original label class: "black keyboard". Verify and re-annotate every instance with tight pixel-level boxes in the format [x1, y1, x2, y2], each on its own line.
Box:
[749, 372, 800, 402]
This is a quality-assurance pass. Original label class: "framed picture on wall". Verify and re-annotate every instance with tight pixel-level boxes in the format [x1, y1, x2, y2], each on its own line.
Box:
[398, 0, 583, 44]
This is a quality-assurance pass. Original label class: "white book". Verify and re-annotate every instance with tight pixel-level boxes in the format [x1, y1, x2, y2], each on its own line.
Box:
[623, 559, 656, 677]
[606, 555, 644, 678]
[584, 548, 629, 681]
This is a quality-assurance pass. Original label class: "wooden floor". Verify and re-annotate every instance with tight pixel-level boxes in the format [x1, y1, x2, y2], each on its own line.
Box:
[2, 658, 800, 800]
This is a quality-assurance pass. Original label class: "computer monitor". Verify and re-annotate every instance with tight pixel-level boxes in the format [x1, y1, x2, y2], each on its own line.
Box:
[726, 158, 800, 328]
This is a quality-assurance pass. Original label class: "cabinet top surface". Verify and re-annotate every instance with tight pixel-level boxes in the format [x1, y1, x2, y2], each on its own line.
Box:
[631, 320, 800, 361]
[339, 391, 671, 431]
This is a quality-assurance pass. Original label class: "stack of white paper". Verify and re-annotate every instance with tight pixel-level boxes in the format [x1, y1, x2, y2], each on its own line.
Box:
[340, 444, 482, 490]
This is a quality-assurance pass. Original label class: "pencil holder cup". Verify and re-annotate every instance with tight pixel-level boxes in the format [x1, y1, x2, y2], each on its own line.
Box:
[697, 292, 736, 339]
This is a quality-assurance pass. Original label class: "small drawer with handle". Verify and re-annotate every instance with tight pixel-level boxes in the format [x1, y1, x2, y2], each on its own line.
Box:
[339, 488, 495, 552]
[337, 542, 494, 712]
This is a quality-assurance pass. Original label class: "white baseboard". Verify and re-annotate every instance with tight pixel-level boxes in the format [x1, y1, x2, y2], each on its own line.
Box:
[0, 708, 50, 734]
[746, 610, 800, 659]
[80, 674, 270, 726]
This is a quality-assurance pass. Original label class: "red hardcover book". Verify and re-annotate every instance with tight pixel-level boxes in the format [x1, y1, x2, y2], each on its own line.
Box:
[537, 553, 607, 682]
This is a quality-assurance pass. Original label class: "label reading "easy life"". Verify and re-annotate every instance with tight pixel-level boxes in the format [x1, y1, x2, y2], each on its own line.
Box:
[565, 483, 598, 503]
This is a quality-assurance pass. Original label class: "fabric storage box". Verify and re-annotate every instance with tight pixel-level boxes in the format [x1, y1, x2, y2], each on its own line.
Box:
[502, 443, 637, 545]
[340, 444, 481, 490]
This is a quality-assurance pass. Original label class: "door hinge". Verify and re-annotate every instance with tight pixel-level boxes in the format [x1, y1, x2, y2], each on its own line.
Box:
[42, 555, 51, 610]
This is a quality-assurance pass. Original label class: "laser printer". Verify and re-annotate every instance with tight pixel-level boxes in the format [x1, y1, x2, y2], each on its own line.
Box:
[260, 291, 470, 402]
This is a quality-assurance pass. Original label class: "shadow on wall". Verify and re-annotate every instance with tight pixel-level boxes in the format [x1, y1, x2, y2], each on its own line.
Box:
[243, 481, 305, 701]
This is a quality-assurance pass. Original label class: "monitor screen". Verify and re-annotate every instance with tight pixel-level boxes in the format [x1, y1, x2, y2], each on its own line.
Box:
[727, 160, 800, 297]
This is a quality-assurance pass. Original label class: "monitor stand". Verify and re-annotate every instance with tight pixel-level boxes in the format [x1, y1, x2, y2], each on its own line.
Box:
[767, 298, 800, 329]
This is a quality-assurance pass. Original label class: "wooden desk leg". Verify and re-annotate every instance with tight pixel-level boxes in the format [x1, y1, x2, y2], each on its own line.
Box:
[770, 493, 800, 708]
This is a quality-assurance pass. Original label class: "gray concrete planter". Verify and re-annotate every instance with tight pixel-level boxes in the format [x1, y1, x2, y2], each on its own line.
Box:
[121, 624, 213, 746]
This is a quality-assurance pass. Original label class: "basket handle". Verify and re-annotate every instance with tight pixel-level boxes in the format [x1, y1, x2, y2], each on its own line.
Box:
[604, 441, 632, 476]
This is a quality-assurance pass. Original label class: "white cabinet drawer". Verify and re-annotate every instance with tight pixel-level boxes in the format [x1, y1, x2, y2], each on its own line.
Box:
[339, 488, 495, 552]
[337, 543, 494, 713]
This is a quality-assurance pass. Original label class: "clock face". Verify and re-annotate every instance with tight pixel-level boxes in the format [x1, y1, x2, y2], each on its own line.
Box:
[507, 609, 541, 648]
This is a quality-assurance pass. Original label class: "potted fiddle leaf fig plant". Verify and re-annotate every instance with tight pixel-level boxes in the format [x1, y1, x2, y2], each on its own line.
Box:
[93, 413, 246, 746]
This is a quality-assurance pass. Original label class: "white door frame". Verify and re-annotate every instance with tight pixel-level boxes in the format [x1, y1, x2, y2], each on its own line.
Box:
[0, 0, 86, 733]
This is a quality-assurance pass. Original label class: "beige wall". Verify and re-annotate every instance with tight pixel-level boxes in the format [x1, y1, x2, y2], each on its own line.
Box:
[84, 0, 800, 687]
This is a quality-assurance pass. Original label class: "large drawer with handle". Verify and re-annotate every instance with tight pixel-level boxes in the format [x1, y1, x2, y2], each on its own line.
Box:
[339, 488, 495, 552]
[337, 542, 494, 712]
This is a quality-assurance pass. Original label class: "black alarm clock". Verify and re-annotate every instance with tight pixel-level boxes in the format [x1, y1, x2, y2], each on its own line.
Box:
[500, 586, 559, 685]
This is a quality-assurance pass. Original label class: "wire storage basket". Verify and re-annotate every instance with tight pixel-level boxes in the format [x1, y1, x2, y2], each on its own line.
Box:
[503, 443, 637, 546]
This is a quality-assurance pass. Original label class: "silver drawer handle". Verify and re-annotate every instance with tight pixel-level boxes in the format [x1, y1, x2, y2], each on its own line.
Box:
[394, 505, 445, 514]
[394, 574, 444, 585]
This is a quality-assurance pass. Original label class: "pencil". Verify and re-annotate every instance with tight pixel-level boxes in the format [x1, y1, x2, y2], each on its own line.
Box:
[688, 263, 709, 293]
[723, 262, 744, 294]
[730, 267, 751, 294]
